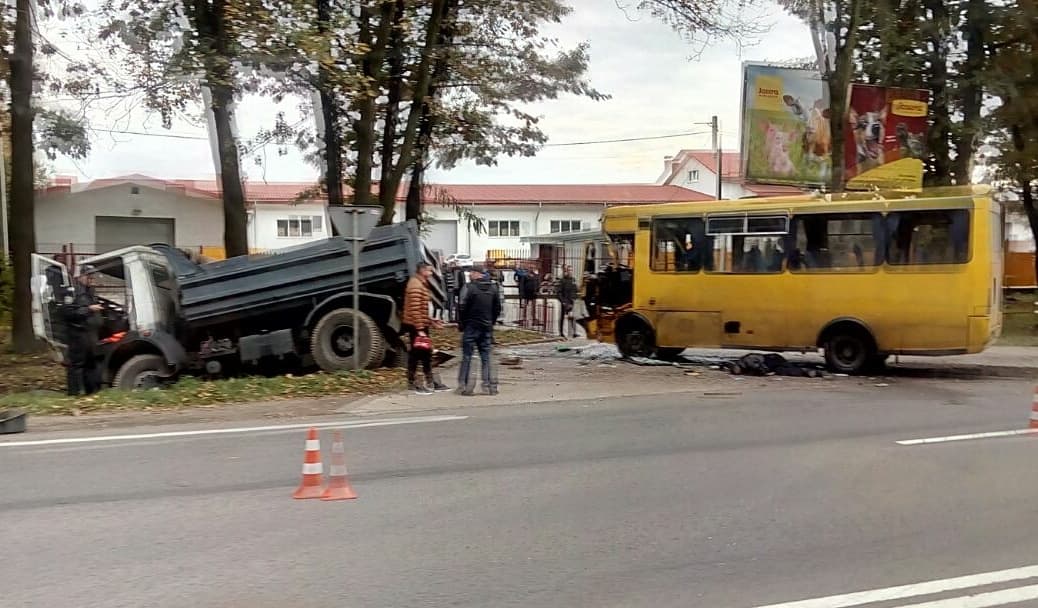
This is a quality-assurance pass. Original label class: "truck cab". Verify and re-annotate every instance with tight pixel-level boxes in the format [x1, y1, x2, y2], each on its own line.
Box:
[31, 247, 183, 387]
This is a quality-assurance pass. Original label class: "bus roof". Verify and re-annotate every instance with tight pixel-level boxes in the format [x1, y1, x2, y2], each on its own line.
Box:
[603, 185, 992, 220]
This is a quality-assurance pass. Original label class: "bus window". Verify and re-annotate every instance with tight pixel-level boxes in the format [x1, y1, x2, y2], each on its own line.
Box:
[886, 209, 970, 265]
[651, 218, 712, 272]
[789, 213, 882, 271]
[710, 235, 785, 273]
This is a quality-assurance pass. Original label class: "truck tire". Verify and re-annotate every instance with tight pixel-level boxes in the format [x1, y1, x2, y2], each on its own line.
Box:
[310, 308, 386, 371]
[112, 354, 168, 391]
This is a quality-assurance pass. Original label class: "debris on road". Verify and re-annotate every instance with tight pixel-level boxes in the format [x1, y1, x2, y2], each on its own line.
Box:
[725, 353, 826, 378]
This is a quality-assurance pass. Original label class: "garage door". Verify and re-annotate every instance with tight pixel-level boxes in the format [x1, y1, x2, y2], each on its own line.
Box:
[95, 216, 176, 253]
[423, 220, 458, 258]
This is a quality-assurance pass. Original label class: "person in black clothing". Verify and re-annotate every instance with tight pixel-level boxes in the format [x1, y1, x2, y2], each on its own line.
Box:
[65, 268, 104, 396]
[457, 267, 502, 395]
[514, 265, 540, 327]
[556, 265, 578, 339]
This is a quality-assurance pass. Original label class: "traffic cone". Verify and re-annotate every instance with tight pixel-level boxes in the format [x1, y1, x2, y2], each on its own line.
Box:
[1030, 387, 1038, 432]
[321, 430, 358, 501]
[293, 427, 324, 499]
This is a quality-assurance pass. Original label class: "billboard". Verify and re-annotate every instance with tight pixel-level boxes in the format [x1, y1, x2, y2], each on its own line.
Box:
[740, 62, 831, 187]
[844, 84, 928, 191]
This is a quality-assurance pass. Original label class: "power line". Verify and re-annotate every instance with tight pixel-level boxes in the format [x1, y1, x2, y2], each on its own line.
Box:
[544, 130, 710, 147]
[91, 128, 209, 141]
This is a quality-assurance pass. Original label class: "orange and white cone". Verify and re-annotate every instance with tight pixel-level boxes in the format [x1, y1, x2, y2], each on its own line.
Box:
[1030, 387, 1038, 432]
[321, 430, 358, 501]
[293, 427, 324, 499]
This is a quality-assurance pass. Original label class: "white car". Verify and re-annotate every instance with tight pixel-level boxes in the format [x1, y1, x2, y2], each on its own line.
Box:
[445, 253, 473, 268]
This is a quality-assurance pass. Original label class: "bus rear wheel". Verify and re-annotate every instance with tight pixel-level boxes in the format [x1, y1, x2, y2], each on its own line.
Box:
[823, 329, 876, 375]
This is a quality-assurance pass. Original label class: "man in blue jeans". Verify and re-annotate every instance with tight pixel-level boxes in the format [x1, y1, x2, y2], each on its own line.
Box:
[457, 267, 502, 395]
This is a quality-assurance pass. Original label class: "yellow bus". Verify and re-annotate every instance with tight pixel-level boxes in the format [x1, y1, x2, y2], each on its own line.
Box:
[591, 186, 1003, 374]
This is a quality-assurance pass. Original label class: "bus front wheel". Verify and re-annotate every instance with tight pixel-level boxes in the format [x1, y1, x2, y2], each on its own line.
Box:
[617, 320, 655, 359]
[823, 328, 876, 375]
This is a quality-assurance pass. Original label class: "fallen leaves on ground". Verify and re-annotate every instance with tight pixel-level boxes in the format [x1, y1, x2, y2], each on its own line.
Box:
[0, 326, 550, 416]
[1, 369, 408, 417]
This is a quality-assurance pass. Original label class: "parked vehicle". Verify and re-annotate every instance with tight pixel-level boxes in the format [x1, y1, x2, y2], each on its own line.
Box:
[31, 221, 444, 390]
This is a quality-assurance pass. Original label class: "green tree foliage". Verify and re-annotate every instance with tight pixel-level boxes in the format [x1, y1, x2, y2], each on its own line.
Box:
[96, 0, 289, 258]
[988, 0, 1038, 275]
[2, 0, 92, 352]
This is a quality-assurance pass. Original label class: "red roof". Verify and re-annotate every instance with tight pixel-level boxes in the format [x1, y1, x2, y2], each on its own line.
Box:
[685, 150, 743, 179]
[48, 175, 711, 205]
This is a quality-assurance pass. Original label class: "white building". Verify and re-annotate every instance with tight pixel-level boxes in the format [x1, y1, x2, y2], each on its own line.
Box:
[655, 149, 804, 199]
[35, 176, 705, 262]
[35, 175, 330, 257]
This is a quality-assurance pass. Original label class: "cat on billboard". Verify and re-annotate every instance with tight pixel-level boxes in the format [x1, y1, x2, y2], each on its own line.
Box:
[844, 84, 928, 191]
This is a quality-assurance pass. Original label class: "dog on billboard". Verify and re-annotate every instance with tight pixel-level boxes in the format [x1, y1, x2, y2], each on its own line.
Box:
[849, 106, 887, 172]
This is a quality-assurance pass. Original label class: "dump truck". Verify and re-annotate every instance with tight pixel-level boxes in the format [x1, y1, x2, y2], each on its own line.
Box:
[31, 220, 443, 390]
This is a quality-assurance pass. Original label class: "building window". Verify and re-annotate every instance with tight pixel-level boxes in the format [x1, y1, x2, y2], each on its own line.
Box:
[687, 170, 700, 183]
[276, 215, 322, 238]
[488, 220, 520, 238]
[788, 213, 883, 271]
[550, 220, 582, 233]
[130, 186, 140, 195]
[886, 209, 970, 265]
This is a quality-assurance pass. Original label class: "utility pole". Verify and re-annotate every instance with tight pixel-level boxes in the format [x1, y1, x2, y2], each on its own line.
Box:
[712, 116, 722, 201]
[698, 117, 724, 201]
[0, 132, 8, 258]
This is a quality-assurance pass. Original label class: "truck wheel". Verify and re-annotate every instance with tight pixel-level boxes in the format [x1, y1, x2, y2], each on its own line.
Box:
[112, 354, 168, 391]
[382, 345, 403, 369]
[310, 308, 386, 371]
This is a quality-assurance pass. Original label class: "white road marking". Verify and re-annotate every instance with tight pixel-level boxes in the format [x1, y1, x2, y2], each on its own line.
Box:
[0, 415, 468, 448]
[896, 429, 1037, 446]
[751, 564, 1038, 608]
[891, 583, 1038, 607]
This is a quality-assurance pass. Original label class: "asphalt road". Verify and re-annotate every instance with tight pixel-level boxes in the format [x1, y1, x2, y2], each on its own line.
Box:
[3, 377, 1038, 608]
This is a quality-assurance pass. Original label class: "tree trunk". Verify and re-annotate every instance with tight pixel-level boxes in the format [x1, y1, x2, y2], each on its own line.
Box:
[405, 156, 426, 223]
[377, 0, 407, 221]
[352, 2, 392, 208]
[953, 0, 986, 184]
[9, 0, 37, 352]
[1022, 179, 1038, 288]
[192, 0, 248, 258]
[378, 0, 450, 222]
[209, 83, 250, 258]
[405, 0, 457, 223]
[316, 0, 345, 209]
[923, 0, 952, 186]
[826, 0, 863, 192]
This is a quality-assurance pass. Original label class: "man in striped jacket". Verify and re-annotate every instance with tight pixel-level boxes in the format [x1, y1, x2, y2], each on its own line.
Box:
[402, 262, 449, 395]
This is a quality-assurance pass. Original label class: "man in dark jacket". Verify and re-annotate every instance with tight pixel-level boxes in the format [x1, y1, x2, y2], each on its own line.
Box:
[457, 267, 501, 395]
[557, 265, 579, 339]
[65, 268, 104, 396]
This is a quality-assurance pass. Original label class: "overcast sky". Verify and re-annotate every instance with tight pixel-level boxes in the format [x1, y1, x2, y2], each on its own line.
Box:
[48, 0, 816, 185]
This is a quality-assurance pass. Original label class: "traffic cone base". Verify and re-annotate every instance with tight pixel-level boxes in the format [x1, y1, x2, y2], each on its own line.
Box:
[293, 428, 324, 500]
[321, 431, 358, 501]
